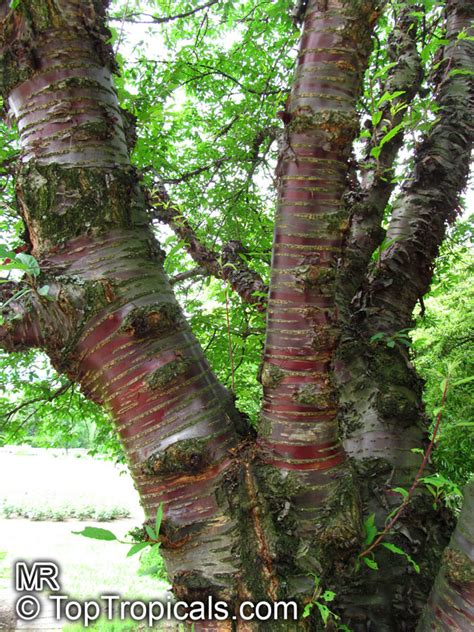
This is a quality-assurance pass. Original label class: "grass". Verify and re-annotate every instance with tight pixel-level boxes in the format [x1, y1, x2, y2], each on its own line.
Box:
[36, 543, 172, 631]
[0, 447, 173, 629]
[138, 544, 167, 581]
[0, 551, 8, 581]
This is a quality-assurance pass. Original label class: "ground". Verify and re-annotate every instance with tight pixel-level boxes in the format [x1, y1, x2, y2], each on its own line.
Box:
[0, 447, 173, 631]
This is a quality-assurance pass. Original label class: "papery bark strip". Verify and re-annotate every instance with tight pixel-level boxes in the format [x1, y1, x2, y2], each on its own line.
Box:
[258, 0, 378, 549]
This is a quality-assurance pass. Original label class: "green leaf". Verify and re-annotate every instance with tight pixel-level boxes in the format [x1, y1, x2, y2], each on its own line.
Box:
[407, 557, 420, 574]
[370, 333, 385, 342]
[392, 487, 409, 500]
[381, 542, 405, 556]
[448, 69, 474, 77]
[16, 253, 40, 277]
[373, 61, 397, 80]
[155, 502, 164, 536]
[378, 122, 405, 149]
[145, 525, 156, 541]
[381, 542, 420, 573]
[370, 145, 381, 159]
[363, 557, 378, 570]
[371, 110, 383, 127]
[377, 91, 406, 108]
[0, 245, 15, 259]
[457, 30, 474, 40]
[315, 602, 331, 625]
[72, 527, 117, 541]
[127, 542, 151, 557]
[321, 590, 336, 602]
[451, 375, 474, 386]
[302, 603, 313, 618]
[363, 514, 377, 546]
[37, 285, 50, 298]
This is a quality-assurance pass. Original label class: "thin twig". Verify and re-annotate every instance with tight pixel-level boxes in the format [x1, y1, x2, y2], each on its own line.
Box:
[110, 0, 219, 25]
[170, 267, 209, 285]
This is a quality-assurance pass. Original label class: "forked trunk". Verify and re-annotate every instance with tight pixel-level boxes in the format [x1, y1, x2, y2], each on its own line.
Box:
[0, 1, 472, 631]
[0, 2, 279, 628]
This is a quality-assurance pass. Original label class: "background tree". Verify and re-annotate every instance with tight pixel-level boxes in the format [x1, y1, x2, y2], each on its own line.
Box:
[0, 1, 472, 631]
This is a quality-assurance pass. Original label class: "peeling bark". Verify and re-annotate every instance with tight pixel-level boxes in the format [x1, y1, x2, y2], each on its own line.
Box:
[0, 0, 472, 629]
[258, 0, 379, 581]
[356, 0, 473, 333]
[339, 6, 423, 312]
[332, 1, 473, 626]
[0, 2, 278, 625]
[0, 281, 43, 351]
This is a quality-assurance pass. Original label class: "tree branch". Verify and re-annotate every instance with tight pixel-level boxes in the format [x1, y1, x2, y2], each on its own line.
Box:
[0, 282, 42, 352]
[339, 6, 423, 312]
[170, 266, 209, 285]
[110, 1, 219, 25]
[182, 61, 284, 96]
[355, 0, 473, 333]
[148, 185, 268, 309]
[156, 156, 230, 185]
[1, 381, 71, 426]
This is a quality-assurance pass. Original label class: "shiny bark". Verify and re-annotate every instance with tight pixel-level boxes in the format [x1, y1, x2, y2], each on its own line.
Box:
[417, 480, 474, 631]
[0, 3, 278, 628]
[258, 0, 378, 564]
[0, 1, 472, 630]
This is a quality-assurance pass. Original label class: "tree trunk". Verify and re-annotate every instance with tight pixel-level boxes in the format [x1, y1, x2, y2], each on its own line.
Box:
[258, 0, 378, 586]
[0, 0, 472, 630]
[334, 0, 473, 626]
[417, 480, 474, 631]
[0, 2, 280, 628]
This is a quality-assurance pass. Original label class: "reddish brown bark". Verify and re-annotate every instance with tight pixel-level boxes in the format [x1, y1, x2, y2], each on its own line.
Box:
[258, 0, 378, 549]
[0, 1, 472, 630]
[417, 480, 474, 631]
[0, 3, 277, 627]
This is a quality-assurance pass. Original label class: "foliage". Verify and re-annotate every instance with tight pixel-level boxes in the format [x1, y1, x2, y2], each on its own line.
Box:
[0, 0, 471, 497]
[73, 504, 164, 559]
[412, 217, 474, 487]
[0, 350, 121, 457]
[137, 541, 167, 582]
[302, 575, 350, 631]
[360, 512, 421, 574]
